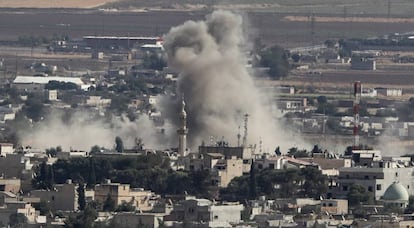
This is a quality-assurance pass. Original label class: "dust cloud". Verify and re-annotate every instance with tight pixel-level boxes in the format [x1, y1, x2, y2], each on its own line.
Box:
[19, 110, 170, 152]
[162, 10, 302, 151]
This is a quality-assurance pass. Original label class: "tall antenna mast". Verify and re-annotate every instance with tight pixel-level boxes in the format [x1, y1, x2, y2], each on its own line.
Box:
[242, 113, 249, 147]
[353, 81, 362, 149]
[237, 126, 241, 147]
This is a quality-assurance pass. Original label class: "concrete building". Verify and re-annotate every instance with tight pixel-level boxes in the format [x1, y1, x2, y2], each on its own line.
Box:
[185, 152, 245, 188]
[0, 179, 21, 194]
[46, 90, 58, 101]
[376, 87, 403, 97]
[31, 180, 79, 211]
[336, 157, 414, 200]
[112, 212, 165, 228]
[94, 181, 158, 211]
[85, 96, 111, 108]
[320, 199, 348, 215]
[351, 56, 376, 70]
[211, 157, 243, 188]
[199, 146, 253, 160]
[168, 196, 244, 227]
[0, 198, 45, 226]
[12, 76, 85, 92]
[0, 154, 33, 192]
[0, 143, 13, 156]
[277, 98, 307, 113]
[83, 35, 160, 50]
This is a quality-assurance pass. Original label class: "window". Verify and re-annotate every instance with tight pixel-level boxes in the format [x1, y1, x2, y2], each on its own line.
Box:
[190, 165, 194, 171]
[396, 172, 399, 177]
[364, 175, 369, 180]
[214, 215, 218, 220]
[376, 184, 382, 191]
[368, 186, 373, 192]
[328, 203, 333, 207]
[269, 164, 275, 169]
[346, 175, 349, 179]
[343, 186, 348, 191]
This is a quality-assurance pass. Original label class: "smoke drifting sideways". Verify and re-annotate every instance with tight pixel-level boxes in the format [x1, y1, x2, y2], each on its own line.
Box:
[19, 110, 173, 152]
[162, 10, 305, 151]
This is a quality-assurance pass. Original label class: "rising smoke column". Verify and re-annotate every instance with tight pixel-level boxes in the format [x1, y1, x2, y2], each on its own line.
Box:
[163, 10, 291, 150]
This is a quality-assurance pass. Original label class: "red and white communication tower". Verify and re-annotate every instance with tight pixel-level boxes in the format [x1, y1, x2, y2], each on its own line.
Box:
[353, 81, 362, 149]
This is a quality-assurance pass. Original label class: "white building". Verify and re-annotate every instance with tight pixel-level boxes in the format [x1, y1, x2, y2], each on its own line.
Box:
[12, 76, 85, 92]
[0, 143, 13, 157]
[336, 157, 414, 200]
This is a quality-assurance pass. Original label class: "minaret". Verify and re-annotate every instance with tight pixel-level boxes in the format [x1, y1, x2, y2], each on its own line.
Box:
[177, 96, 188, 156]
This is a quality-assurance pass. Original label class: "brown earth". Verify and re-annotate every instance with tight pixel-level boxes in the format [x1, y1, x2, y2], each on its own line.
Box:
[284, 15, 414, 23]
[0, 0, 117, 8]
[1, 9, 414, 49]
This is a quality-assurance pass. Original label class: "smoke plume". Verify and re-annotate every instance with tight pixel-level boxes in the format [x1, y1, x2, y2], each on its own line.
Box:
[19, 110, 171, 151]
[163, 10, 298, 151]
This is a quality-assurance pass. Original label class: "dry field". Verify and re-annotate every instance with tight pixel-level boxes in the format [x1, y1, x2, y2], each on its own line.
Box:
[0, 0, 118, 8]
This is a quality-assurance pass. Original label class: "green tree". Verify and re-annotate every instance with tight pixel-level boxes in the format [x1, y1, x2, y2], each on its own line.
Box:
[115, 136, 124, 153]
[90, 145, 101, 154]
[347, 184, 374, 206]
[9, 213, 27, 227]
[33, 200, 51, 216]
[301, 167, 327, 198]
[23, 94, 46, 122]
[87, 158, 97, 188]
[287, 147, 309, 158]
[274, 146, 282, 156]
[259, 45, 290, 79]
[249, 161, 258, 200]
[405, 196, 414, 213]
[77, 184, 86, 211]
[103, 194, 116, 212]
[116, 201, 135, 212]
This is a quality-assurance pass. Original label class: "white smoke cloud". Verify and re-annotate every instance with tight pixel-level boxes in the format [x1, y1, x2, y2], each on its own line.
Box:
[19, 109, 171, 151]
[162, 10, 307, 152]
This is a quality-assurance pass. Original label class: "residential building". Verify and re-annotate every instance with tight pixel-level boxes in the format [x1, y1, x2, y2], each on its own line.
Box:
[320, 199, 348, 215]
[94, 180, 158, 211]
[0, 178, 21, 194]
[0, 143, 13, 156]
[167, 196, 244, 227]
[210, 156, 243, 188]
[336, 157, 414, 200]
[376, 87, 403, 97]
[112, 212, 165, 228]
[31, 180, 79, 211]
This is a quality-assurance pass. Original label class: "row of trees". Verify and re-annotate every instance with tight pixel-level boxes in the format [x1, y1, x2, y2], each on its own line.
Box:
[220, 166, 327, 201]
[32, 154, 212, 197]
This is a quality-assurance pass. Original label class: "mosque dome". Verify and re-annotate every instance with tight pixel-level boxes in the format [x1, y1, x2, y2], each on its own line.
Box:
[383, 182, 409, 202]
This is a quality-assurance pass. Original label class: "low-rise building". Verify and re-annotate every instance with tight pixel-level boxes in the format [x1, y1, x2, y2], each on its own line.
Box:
[95, 180, 158, 211]
[168, 196, 244, 227]
[31, 180, 79, 211]
[0, 143, 13, 157]
[320, 199, 348, 215]
[336, 157, 414, 200]
[0, 178, 21, 194]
